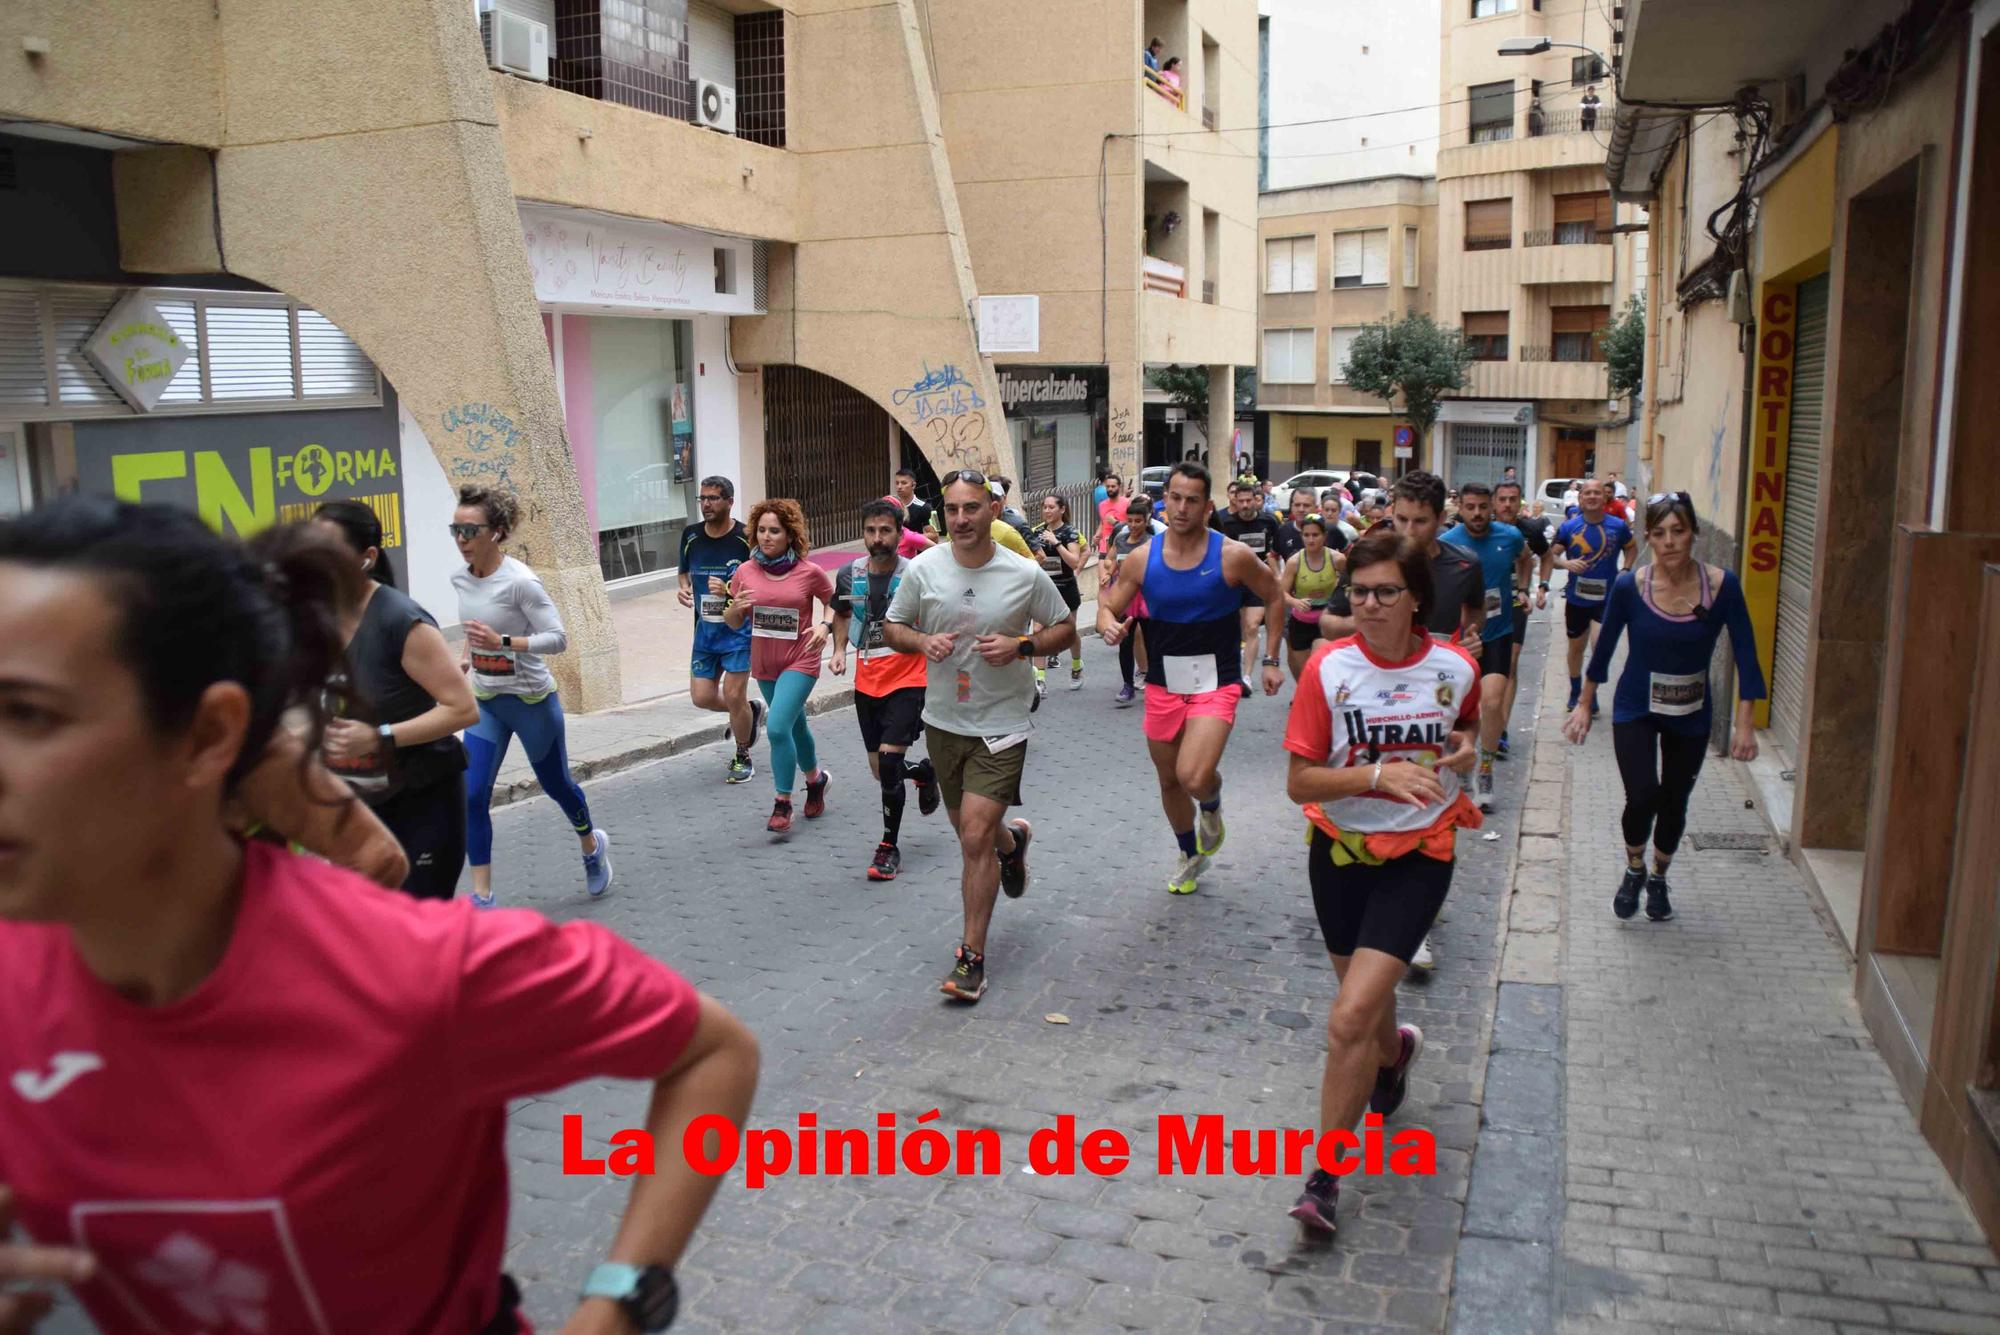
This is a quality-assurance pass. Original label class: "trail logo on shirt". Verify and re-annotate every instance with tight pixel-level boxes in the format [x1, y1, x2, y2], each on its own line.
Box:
[1333, 682, 1352, 706]
[71, 1200, 333, 1334]
[1435, 682, 1455, 709]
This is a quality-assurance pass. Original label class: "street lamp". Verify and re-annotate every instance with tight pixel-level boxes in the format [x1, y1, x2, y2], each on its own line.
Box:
[1497, 35, 1607, 69]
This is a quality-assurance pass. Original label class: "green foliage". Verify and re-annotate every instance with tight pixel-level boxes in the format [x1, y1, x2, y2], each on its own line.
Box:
[1340, 314, 1473, 450]
[1147, 364, 1210, 425]
[1603, 295, 1646, 399]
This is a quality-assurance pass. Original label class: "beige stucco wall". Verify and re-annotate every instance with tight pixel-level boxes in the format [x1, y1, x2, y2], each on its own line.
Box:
[0, 0, 223, 146]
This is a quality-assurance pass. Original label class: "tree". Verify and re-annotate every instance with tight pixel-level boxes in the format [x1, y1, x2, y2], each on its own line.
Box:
[1340, 314, 1473, 457]
[1603, 295, 1646, 399]
[1147, 364, 1210, 426]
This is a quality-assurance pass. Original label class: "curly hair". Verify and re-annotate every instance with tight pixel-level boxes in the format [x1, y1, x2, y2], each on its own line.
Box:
[746, 497, 811, 559]
[456, 484, 520, 538]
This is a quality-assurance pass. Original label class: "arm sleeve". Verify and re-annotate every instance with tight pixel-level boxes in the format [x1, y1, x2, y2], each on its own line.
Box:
[447, 910, 703, 1106]
[1282, 648, 1333, 762]
[1586, 576, 1632, 683]
[1718, 572, 1768, 702]
[830, 567, 854, 617]
[516, 571, 569, 656]
[886, 565, 924, 627]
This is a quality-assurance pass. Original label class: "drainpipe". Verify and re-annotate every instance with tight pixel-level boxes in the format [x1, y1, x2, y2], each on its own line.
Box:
[1641, 204, 1663, 479]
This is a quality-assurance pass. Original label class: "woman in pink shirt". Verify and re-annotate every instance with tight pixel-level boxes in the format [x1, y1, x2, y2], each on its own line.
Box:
[725, 498, 838, 833]
[0, 497, 758, 1335]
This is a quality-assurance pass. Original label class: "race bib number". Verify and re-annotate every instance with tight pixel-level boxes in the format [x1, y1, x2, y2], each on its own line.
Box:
[1162, 653, 1220, 696]
[1649, 670, 1705, 716]
[752, 606, 801, 640]
[1040, 552, 1065, 574]
[1574, 576, 1608, 602]
[1238, 531, 1267, 553]
[699, 594, 729, 623]
[1484, 587, 1503, 617]
[470, 646, 517, 684]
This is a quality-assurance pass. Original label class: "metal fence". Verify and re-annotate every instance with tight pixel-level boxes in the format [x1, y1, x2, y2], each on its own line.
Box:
[1522, 226, 1609, 247]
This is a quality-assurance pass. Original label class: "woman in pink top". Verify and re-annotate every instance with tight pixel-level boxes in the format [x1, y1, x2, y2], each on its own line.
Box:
[725, 498, 838, 833]
[0, 497, 758, 1334]
[881, 494, 935, 559]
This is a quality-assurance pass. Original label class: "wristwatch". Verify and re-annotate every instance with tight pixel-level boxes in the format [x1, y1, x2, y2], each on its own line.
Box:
[1538, 581, 1550, 591]
[376, 723, 396, 748]
[580, 1263, 678, 1331]
[500, 634, 513, 648]
[1017, 636, 1036, 661]
[1262, 656, 1281, 667]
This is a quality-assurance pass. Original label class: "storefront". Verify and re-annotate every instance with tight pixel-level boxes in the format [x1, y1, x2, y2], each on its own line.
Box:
[995, 364, 1106, 492]
[521, 203, 761, 586]
[1439, 399, 1535, 490]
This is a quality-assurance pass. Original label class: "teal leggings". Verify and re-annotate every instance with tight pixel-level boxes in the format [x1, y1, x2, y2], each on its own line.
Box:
[757, 671, 821, 796]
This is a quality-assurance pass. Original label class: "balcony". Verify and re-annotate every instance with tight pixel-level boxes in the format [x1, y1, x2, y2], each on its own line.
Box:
[1524, 225, 1609, 246]
[1517, 344, 1606, 364]
[1145, 68, 1186, 111]
[1513, 240, 1616, 286]
[1528, 107, 1607, 138]
[1465, 356, 1608, 400]
[1144, 256, 1187, 298]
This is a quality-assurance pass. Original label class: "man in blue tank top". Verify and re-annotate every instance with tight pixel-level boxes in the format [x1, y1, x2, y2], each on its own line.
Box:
[678, 476, 763, 783]
[1098, 462, 1287, 895]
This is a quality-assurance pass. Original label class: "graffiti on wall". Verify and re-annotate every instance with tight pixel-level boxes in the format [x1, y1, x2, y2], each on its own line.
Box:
[898, 361, 999, 472]
[1109, 406, 1138, 481]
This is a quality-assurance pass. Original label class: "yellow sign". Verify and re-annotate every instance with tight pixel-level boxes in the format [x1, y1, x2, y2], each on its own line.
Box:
[1741, 284, 1796, 730]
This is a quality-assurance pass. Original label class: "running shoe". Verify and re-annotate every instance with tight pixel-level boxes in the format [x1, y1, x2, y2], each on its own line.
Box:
[914, 764, 941, 817]
[767, 797, 794, 833]
[1566, 682, 1581, 712]
[1115, 683, 1137, 707]
[1238, 677, 1253, 699]
[1167, 850, 1207, 895]
[1409, 935, 1435, 972]
[940, 945, 987, 1002]
[1034, 674, 1048, 702]
[583, 829, 613, 898]
[1068, 663, 1084, 691]
[998, 819, 1033, 898]
[471, 888, 497, 909]
[1287, 1169, 1339, 1234]
[1476, 768, 1495, 814]
[804, 767, 832, 819]
[747, 697, 765, 749]
[1196, 805, 1225, 857]
[726, 750, 756, 784]
[1369, 1023, 1424, 1118]
[1645, 874, 1674, 922]
[1497, 731, 1510, 759]
[867, 842, 902, 882]
[1613, 867, 1644, 919]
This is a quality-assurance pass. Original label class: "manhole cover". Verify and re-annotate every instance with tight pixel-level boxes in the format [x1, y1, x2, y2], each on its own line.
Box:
[1688, 831, 1772, 851]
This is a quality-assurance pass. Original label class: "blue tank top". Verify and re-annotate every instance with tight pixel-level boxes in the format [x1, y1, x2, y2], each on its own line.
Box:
[1138, 530, 1243, 690]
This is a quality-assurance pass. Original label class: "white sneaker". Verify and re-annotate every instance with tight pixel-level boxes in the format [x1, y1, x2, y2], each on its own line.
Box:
[1409, 935, 1435, 973]
[1196, 805, 1225, 856]
[1167, 850, 1208, 895]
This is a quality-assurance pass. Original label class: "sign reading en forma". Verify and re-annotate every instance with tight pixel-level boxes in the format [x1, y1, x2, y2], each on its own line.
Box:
[520, 204, 763, 317]
[995, 365, 1108, 418]
[82, 291, 190, 413]
[70, 394, 411, 584]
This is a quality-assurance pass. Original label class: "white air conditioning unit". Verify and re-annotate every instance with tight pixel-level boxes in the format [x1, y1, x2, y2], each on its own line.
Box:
[479, 7, 549, 83]
[694, 79, 737, 134]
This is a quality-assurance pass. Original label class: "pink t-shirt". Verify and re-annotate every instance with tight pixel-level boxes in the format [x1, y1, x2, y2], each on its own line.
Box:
[897, 528, 933, 560]
[0, 842, 700, 1335]
[730, 558, 836, 681]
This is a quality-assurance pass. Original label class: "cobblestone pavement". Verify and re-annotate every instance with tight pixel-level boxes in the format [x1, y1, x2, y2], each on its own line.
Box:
[491, 632, 1535, 1334]
[1551, 634, 2000, 1333]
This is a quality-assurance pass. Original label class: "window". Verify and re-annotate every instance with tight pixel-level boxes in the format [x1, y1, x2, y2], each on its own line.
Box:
[1329, 326, 1363, 383]
[1552, 305, 1611, 361]
[1332, 229, 1388, 287]
[1571, 54, 1607, 86]
[1464, 311, 1509, 361]
[1553, 191, 1614, 245]
[733, 9, 786, 147]
[1265, 236, 1315, 293]
[1469, 80, 1514, 142]
[714, 248, 737, 294]
[1263, 328, 1315, 384]
[1403, 226, 1419, 287]
[1465, 198, 1512, 250]
[1471, 0, 1518, 15]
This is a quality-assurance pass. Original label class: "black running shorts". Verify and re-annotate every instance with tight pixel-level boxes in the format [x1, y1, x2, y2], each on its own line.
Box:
[1565, 599, 1605, 639]
[1053, 580, 1082, 615]
[1286, 616, 1322, 652]
[856, 686, 926, 751]
[1307, 828, 1455, 963]
[1510, 601, 1531, 647]
[1476, 633, 1512, 679]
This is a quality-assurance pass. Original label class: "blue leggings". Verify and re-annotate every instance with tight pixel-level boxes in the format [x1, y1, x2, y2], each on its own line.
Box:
[757, 671, 821, 796]
[465, 693, 592, 866]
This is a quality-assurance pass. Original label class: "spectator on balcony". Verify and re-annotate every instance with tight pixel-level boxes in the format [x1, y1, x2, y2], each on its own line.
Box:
[1580, 86, 1601, 132]
[1144, 37, 1164, 72]
[1161, 56, 1184, 97]
[1527, 98, 1546, 137]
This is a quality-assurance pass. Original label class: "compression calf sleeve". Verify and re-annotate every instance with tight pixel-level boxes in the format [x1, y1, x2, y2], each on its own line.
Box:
[879, 751, 908, 846]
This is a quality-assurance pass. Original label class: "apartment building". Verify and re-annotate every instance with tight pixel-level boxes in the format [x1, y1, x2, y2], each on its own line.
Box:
[1256, 177, 1437, 477]
[0, 0, 1256, 707]
[1432, 0, 1631, 491]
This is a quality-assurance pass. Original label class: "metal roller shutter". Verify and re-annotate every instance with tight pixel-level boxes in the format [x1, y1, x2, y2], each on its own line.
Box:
[1447, 423, 1527, 490]
[1768, 273, 1828, 760]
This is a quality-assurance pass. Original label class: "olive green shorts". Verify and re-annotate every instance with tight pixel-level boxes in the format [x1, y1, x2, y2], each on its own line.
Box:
[924, 725, 1027, 809]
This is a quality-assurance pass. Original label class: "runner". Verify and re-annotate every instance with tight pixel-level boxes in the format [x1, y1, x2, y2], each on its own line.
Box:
[310, 501, 481, 899]
[1565, 493, 1764, 922]
[1282, 531, 1481, 1235]
[1209, 476, 1284, 697]
[892, 466, 933, 533]
[1106, 494, 1165, 706]
[1553, 477, 1637, 712]
[1278, 511, 1343, 680]
[451, 485, 611, 908]
[883, 469, 1076, 1002]
[1094, 470, 1127, 559]
[1494, 479, 1555, 757]
[1277, 486, 1348, 566]
[0, 495, 759, 1335]
[982, 480, 1037, 560]
[1316, 470, 1485, 972]
[678, 475, 764, 784]
[1440, 482, 1526, 813]
[724, 498, 837, 835]
[829, 500, 942, 882]
[882, 496, 936, 560]
[1099, 462, 1286, 895]
[1028, 494, 1087, 697]
[991, 475, 1034, 546]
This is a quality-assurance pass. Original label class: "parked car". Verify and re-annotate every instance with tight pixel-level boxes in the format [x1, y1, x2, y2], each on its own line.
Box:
[1139, 465, 1175, 500]
[1542, 477, 1576, 511]
[1274, 470, 1351, 504]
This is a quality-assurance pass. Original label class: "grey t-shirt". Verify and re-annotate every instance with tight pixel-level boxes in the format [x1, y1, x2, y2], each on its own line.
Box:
[886, 543, 1074, 738]
[450, 555, 569, 698]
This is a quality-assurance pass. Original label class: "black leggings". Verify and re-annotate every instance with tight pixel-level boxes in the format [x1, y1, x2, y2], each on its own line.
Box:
[372, 772, 469, 900]
[1612, 718, 1708, 856]
[1119, 633, 1136, 687]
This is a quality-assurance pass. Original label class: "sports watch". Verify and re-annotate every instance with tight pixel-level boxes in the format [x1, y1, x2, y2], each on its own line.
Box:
[376, 723, 396, 747]
[501, 634, 513, 648]
[1017, 636, 1036, 661]
[579, 1263, 678, 1331]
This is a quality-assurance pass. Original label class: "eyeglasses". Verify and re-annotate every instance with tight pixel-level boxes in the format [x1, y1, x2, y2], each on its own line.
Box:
[447, 523, 491, 540]
[1349, 584, 1408, 606]
[699, 493, 728, 504]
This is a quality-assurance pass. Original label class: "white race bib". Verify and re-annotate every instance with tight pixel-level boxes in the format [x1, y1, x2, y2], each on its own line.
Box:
[699, 594, 729, 624]
[1575, 576, 1608, 601]
[752, 606, 801, 640]
[1162, 653, 1220, 696]
[1238, 531, 1267, 553]
[469, 646, 518, 686]
[1484, 587, 1503, 617]
[1649, 670, 1705, 716]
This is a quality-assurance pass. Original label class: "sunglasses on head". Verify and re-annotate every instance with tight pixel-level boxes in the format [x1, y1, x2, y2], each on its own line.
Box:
[447, 522, 491, 540]
[1648, 491, 1692, 507]
[943, 469, 988, 489]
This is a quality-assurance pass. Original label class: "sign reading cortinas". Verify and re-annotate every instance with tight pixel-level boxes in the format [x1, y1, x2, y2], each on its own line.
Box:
[83, 292, 190, 413]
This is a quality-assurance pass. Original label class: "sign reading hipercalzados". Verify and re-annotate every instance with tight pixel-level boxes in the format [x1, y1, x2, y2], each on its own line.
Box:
[996, 365, 1108, 417]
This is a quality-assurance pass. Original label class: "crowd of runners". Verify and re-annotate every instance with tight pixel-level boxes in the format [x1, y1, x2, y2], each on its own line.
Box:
[0, 457, 1767, 1328]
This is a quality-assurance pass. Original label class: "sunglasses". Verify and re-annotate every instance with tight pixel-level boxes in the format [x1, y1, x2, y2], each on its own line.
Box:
[1647, 491, 1692, 507]
[943, 469, 989, 489]
[447, 522, 492, 540]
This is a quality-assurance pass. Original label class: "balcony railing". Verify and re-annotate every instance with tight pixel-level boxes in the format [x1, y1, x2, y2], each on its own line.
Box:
[1523, 226, 1610, 247]
[1201, 104, 1217, 129]
[1518, 343, 1607, 364]
[1529, 106, 1608, 137]
[1144, 255, 1187, 298]
[1470, 123, 1514, 143]
[1144, 68, 1185, 110]
[1464, 235, 1512, 251]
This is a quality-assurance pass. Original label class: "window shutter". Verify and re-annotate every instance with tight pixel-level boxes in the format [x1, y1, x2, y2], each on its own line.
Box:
[297, 309, 378, 399]
[1403, 227, 1419, 286]
[1551, 306, 1607, 334]
[1553, 193, 1596, 225]
[1469, 80, 1514, 131]
[1463, 312, 1508, 336]
[1594, 193, 1615, 237]
[205, 305, 297, 400]
[1266, 329, 1312, 383]
[1292, 237, 1315, 290]
[1361, 230, 1388, 286]
[1329, 327, 1361, 383]
[0, 290, 48, 408]
[1333, 232, 1362, 282]
[1465, 198, 1511, 241]
[1266, 239, 1291, 293]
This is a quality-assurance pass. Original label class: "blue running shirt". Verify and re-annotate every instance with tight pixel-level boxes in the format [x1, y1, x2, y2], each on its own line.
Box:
[679, 520, 753, 657]
[1552, 512, 1632, 606]
[1440, 521, 1526, 639]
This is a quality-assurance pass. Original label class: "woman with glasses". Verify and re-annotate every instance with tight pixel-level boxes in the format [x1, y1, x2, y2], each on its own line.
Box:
[1278, 512, 1342, 681]
[1281, 531, 1481, 1235]
[1563, 492, 1763, 923]
[451, 485, 612, 906]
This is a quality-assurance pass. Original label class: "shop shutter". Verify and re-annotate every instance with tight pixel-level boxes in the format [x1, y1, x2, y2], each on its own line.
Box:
[297, 309, 378, 399]
[1360, 230, 1388, 286]
[1768, 273, 1828, 760]
[0, 290, 47, 408]
[204, 305, 296, 401]
[1448, 423, 1527, 490]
